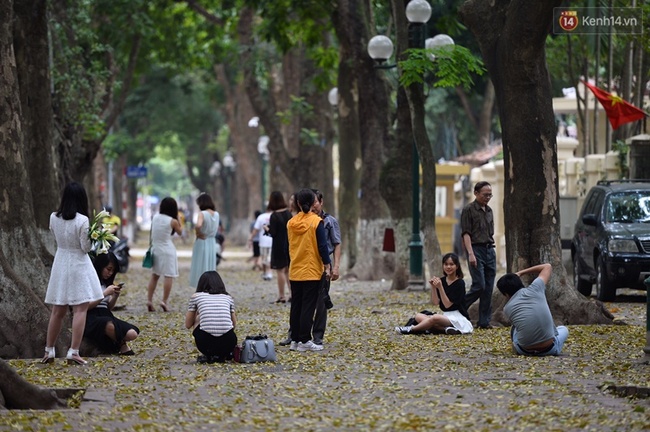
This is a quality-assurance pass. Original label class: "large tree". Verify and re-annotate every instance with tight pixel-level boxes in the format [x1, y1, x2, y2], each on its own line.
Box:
[459, 0, 612, 323]
[1, 0, 58, 358]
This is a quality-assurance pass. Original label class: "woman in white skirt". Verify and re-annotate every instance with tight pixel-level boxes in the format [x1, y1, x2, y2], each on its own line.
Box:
[395, 252, 473, 335]
[42, 182, 104, 365]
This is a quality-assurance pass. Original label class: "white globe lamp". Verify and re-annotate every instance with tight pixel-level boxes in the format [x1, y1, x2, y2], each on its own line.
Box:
[405, 0, 432, 24]
[367, 35, 394, 61]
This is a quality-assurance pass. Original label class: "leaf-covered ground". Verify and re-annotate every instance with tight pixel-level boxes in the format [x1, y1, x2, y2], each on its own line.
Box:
[2, 241, 649, 431]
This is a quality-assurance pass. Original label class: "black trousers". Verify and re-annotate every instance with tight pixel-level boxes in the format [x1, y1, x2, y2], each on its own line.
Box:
[312, 277, 330, 344]
[193, 327, 237, 361]
[289, 279, 320, 343]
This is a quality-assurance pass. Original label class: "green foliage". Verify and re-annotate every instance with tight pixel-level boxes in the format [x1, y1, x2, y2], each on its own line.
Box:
[309, 46, 339, 91]
[276, 96, 314, 125]
[146, 155, 196, 199]
[116, 68, 224, 194]
[300, 128, 321, 146]
[398, 45, 485, 90]
[612, 140, 630, 179]
[49, 1, 112, 136]
[248, 0, 335, 53]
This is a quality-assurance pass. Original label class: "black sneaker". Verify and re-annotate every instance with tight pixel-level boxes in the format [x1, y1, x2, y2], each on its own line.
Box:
[278, 338, 292, 346]
[197, 355, 209, 364]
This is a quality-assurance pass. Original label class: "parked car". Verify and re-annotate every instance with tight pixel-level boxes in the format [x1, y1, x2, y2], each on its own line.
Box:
[571, 180, 650, 301]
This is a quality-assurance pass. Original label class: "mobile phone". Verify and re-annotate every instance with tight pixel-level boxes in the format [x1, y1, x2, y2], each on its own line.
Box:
[118, 282, 124, 288]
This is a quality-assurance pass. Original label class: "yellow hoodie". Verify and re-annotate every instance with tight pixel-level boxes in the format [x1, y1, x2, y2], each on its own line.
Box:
[288, 212, 325, 281]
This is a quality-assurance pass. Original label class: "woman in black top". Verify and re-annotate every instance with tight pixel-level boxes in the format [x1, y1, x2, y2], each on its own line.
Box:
[395, 253, 474, 335]
[84, 252, 140, 355]
[267, 191, 292, 303]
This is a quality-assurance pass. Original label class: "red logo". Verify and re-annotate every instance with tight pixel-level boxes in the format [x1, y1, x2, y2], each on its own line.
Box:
[559, 10, 579, 32]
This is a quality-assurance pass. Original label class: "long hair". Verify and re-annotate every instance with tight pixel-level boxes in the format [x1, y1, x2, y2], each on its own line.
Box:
[159, 197, 179, 219]
[92, 252, 120, 286]
[196, 271, 229, 295]
[296, 189, 315, 213]
[56, 182, 89, 220]
[196, 193, 216, 211]
[267, 191, 287, 211]
[442, 252, 464, 279]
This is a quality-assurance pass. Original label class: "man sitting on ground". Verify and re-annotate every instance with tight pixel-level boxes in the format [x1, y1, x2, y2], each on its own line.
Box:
[496, 263, 568, 356]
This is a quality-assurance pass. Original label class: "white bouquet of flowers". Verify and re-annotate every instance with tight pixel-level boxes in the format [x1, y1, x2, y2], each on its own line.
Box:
[88, 209, 119, 255]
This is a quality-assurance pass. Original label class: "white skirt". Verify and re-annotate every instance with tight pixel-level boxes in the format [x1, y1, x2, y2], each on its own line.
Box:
[443, 310, 474, 334]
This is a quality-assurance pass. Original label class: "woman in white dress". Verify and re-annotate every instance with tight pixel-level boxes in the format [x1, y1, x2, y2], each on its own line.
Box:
[42, 182, 104, 365]
[189, 193, 220, 288]
[146, 197, 183, 312]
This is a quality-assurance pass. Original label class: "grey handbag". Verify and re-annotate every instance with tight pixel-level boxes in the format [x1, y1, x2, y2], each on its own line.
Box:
[240, 335, 276, 363]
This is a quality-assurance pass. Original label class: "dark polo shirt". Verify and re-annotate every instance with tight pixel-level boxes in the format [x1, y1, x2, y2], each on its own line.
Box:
[460, 200, 494, 245]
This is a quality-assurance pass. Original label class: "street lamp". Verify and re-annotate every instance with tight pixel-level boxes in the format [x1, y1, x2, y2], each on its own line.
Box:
[367, 0, 454, 285]
[222, 152, 236, 231]
[257, 135, 270, 209]
[328, 87, 339, 107]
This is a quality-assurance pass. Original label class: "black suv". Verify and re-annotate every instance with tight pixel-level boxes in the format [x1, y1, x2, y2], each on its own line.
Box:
[571, 180, 650, 301]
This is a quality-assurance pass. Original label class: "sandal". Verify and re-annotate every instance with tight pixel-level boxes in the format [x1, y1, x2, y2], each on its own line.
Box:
[40, 347, 55, 364]
[159, 302, 169, 312]
[66, 348, 87, 365]
[119, 343, 135, 356]
[147, 302, 155, 312]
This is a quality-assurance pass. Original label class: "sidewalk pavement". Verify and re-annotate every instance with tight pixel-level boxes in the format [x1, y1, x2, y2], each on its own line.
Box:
[4, 253, 649, 431]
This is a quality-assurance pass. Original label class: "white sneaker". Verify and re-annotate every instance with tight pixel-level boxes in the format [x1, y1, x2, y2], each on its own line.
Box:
[297, 341, 323, 352]
[289, 341, 298, 351]
[394, 326, 413, 334]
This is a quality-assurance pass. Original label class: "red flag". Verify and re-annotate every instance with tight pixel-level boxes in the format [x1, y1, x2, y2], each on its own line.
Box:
[582, 80, 647, 130]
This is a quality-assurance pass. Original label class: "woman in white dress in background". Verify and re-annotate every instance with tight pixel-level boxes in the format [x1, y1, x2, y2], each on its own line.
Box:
[42, 182, 104, 365]
[146, 197, 183, 312]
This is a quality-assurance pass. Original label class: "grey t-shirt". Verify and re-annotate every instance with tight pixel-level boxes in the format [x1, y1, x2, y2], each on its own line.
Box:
[503, 277, 557, 347]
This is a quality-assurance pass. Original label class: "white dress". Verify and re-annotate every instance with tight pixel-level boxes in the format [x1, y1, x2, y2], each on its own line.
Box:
[151, 213, 179, 277]
[45, 213, 104, 306]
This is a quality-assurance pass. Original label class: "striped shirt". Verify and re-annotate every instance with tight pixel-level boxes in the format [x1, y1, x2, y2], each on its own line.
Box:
[187, 293, 235, 337]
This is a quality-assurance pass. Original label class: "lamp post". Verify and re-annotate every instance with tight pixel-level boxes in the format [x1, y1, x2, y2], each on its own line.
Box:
[367, 0, 454, 285]
[222, 152, 236, 231]
[257, 135, 270, 209]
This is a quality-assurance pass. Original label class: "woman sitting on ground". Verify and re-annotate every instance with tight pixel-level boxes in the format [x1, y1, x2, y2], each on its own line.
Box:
[395, 252, 473, 335]
[185, 271, 237, 363]
[83, 252, 140, 355]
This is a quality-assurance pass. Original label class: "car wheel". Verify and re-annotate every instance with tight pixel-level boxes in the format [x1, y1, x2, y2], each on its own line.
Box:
[595, 257, 616, 302]
[573, 256, 592, 296]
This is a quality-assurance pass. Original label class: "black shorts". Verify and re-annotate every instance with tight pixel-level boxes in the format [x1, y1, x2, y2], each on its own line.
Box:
[252, 241, 260, 257]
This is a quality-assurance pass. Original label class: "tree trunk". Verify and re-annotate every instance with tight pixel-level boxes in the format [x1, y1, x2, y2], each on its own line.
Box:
[333, 0, 398, 279]
[13, 0, 60, 228]
[380, 86, 416, 289]
[392, 0, 443, 281]
[333, 56, 362, 270]
[214, 63, 262, 217]
[0, 359, 66, 409]
[459, 0, 612, 324]
[1, 0, 63, 361]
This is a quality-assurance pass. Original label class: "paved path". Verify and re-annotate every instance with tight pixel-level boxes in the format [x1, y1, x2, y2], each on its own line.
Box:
[3, 252, 649, 431]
